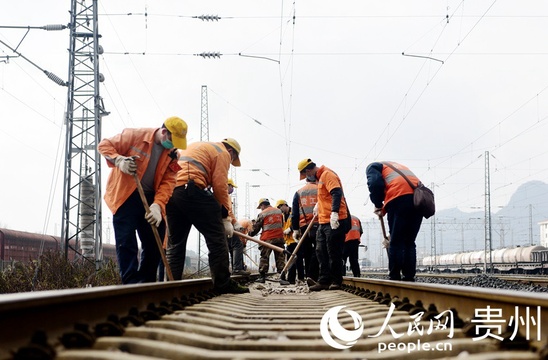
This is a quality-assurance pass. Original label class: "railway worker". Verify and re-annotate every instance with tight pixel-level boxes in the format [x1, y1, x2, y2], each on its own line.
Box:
[343, 215, 363, 277]
[165, 138, 249, 294]
[298, 159, 351, 291]
[249, 198, 285, 283]
[227, 179, 250, 275]
[291, 176, 320, 283]
[98, 117, 188, 284]
[366, 161, 423, 282]
[277, 199, 303, 284]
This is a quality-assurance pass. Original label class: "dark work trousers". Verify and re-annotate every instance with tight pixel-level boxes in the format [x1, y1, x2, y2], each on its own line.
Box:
[300, 224, 319, 281]
[343, 239, 361, 277]
[285, 242, 305, 283]
[227, 234, 245, 271]
[316, 222, 346, 286]
[258, 238, 285, 275]
[165, 183, 231, 290]
[113, 190, 163, 284]
[386, 194, 423, 281]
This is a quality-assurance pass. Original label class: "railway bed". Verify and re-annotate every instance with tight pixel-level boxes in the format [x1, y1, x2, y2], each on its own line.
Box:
[1, 276, 547, 359]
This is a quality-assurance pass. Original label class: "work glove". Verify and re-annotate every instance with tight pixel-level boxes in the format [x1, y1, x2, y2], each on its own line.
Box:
[330, 212, 339, 229]
[114, 155, 138, 175]
[222, 218, 234, 238]
[313, 203, 318, 217]
[292, 229, 301, 241]
[374, 207, 383, 217]
[234, 223, 245, 232]
[283, 227, 292, 235]
[382, 238, 390, 249]
[145, 203, 162, 227]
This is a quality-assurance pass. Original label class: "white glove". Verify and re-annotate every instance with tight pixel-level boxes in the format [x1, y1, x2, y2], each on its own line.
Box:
[283, 227, 292, 235]
[114, 155, 138, 175]
[313, 203, 318, 216]
[292, 229, 301, 241]
[382, 238, 390, 249]
[330, 212, 339, 229]
[223, 218, 234, 237]
[145, 203, 162, 227]
[234, 223, 244, 232]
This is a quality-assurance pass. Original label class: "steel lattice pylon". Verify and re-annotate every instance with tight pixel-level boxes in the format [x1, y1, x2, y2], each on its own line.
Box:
[61, 0, 108, 268]
[197, 85, 209, 275]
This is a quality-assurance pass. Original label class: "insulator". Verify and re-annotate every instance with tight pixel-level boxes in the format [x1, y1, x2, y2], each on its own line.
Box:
[44, 71, 67, 86]
[195, 52, 221, 59]
[196, 14, 220, 21]
[44, 24, 67, 31]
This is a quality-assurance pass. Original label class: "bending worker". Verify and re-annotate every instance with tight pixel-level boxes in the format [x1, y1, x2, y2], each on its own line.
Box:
[166, 138, 249, 294]
[98, 117, 187, 284]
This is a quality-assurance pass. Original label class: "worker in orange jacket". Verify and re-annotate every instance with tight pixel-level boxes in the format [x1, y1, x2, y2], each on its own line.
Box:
[298, 158, 351, 291]
[343, 215, 363, 277]
[249, 198, 285, 283]
[98, 116, 187, 284]
[165, 138, 249, 294]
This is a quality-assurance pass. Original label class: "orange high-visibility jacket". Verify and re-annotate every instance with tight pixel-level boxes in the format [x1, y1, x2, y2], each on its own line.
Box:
[282, 212, 294, 246]
[250, 205, 284, 241]
[316, 165, 349, 224]
[382, 161, 418, 207]
[98, 128, 179, 215]
[295, 183, 319, 228]
[345, 215, 363, 242]
[175, 141, 235, 221]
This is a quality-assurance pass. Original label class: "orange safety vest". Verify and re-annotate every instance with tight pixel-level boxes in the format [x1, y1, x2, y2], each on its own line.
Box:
[176, 141, 235, 221]
[98, 128, 179, 215]
[345, 215, 362, 242]
[316, 166, 348, 224]
[382, 162, 419, 207]
[258, 206, 284, 241]
[296, 183, 319, 227]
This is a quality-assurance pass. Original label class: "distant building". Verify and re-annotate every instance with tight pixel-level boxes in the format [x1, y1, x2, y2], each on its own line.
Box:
[539, 220, 548, 247]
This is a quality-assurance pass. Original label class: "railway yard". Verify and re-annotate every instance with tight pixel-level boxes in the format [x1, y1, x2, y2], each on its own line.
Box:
[2, 274, 548, 360]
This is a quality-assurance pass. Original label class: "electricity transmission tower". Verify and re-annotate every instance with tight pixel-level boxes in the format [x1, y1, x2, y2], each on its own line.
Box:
[61, 0, 108, 267]
[197, 85, 209, 274]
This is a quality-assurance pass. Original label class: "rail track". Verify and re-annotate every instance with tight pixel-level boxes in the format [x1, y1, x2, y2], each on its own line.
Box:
[1, 275, 547, 359]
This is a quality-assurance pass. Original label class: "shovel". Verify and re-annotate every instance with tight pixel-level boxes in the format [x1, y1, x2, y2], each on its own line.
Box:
[133, 174, 174, 281]
[279, 214, 317, 285]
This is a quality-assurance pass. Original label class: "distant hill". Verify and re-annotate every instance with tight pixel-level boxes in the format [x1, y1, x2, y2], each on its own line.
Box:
[426, 180, 548, 257]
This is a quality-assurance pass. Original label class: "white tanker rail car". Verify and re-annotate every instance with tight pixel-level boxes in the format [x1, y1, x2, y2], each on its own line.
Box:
[420, 245, 548, 274]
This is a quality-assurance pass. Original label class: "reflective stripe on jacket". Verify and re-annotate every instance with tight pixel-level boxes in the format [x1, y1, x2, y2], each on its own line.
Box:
[382, 161, 418, 208]
[296, 183, 319, 227]
[175, 141, 235, 221]
[316, 165, 348, 224]
[345, 215, 363, 242]
[253, 206, 284, 241]
[98, 127, 178, 215]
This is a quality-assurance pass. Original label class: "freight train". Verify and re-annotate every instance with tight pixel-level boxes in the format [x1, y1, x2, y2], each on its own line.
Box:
[419, 245, 548, 274]
[0, 228, 117, 270]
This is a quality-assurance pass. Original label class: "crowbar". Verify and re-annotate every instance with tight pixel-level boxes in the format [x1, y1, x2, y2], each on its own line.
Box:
[378, 214, 390, 255]
[233, 231, 292, 257]
[279, 214, 317, 285]
[133, 173, 174, 281]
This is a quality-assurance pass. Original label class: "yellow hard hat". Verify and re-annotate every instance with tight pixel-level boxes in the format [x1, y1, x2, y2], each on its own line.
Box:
[297, 158, 314, 180]
[227, 178, 237, 188]
[164, 116, 188, 150]
[257, 198, 270, 209]
[222, 138, 241, 167]
[275, 199, 288, 208]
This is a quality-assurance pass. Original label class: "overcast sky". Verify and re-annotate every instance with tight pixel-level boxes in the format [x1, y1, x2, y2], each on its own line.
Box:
[1, 1, 548, 251]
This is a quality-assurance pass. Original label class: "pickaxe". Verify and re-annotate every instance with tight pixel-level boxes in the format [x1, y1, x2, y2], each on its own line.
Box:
[233, 231, 292, 257]
[378, 213, 390, 255]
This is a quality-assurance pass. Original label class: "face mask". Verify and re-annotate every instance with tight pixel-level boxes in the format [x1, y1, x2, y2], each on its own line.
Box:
[161, 139, 174, 149]
[306, 175, 317, 182]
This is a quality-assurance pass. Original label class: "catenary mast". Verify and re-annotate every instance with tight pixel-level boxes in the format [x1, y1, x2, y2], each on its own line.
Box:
[61, 0, 108, 268]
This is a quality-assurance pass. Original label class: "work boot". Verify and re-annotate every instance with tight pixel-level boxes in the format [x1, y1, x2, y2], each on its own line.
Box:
[328, 283, 341, 290]
[233, 269, 251, 276]
[306, 278, 317, 287]
[218, 280, 249, 294]
[255, 275, 266, 283]
[308, 283, 329, 292]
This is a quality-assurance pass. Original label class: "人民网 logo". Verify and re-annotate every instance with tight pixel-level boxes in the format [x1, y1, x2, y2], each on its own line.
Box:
[320, 305, 364, 349]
